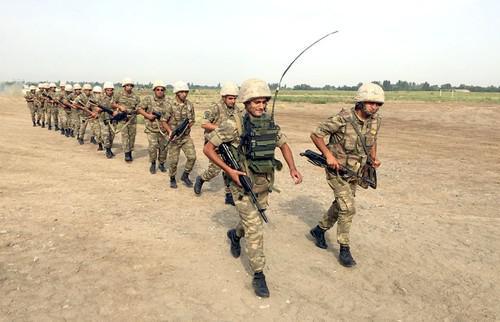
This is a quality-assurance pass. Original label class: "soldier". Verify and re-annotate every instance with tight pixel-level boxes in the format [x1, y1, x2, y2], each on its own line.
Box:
[46, 83, 58, 131]
[112, 78, 141, 162]
[74, 84, 96, 144]
[55, 82, 67, 135]
[93, 82, 116, 158]
[308, 83, 383, 267]
[194, 82, 239, 205]
[137, 80, 170, 174]
[60, 84, 73, 137]
[164, 81, 196, 188]
[37, 83, 49, 128]
[69, 84, 82, 138]
[90, 86, 103, 150]
[203, 79, 303, 298]
[24, 85, 37, 126]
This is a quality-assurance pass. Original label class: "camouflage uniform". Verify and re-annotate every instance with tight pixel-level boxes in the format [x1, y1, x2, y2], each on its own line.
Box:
[89, 94, 102, 144]
[24, 91, 36, 124]
[35, 91, 46, 125]
[68, 92, 80, 136]
[75, 92, 92, 140]
[58, 91, 71, 131]
[46, 90, 58, 128]
[313, 107, 381, 245]
[200, 100, 239, 181]
[207, 113, 287, 273]
[113, 91, 140, 153]
[97, 93, 115, 149]
[164, 98, 196, 176]
[141, 95, 169, 164]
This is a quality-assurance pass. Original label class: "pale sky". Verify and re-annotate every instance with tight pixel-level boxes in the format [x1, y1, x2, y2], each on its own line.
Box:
[1, 0, 499, 87]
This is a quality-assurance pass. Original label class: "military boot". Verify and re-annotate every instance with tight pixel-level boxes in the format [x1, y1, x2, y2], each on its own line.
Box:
[225, 192, 235, 206]
[70, 129, 75, 137]
[252, 272, 270, 298]
[105, 148, 114, 159]
[78, 138, 84, 145]
[227, 229, 241, 258]
[339, 245, 356, 267]
[65, 129, 70, 137]
[158, 163, 167, 173]
[60, 128, 65, 135]
[193, 176, 204, 195]
[97, 143, 103, 151]
[181, 171, 193, 187]
[310, 225, 328, 249]
[32, 121, 36, 127]
[48, 125, 52, 130]
[150, 161, 156, 174]
[124, 152, 132, 162]
[55, 125, 59, 131]
[36, 120, 41, 126]
[90, 136, 97, 144]
[170, 176, 177, 189]
[41, 122, 45, 128]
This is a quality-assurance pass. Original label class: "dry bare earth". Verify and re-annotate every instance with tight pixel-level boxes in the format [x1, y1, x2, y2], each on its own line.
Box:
[1, 95, 499, 321]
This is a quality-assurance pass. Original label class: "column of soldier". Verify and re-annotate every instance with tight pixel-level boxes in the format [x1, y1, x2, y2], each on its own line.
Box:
[24, 78, 384, 298]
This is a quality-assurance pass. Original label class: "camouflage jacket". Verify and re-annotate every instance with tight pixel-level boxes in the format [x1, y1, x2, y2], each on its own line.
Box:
[113, 91, 141, 113]
[312, 107, 381, 173]
[75, 92, 92, 115]
[164, 98, 195, 138]
[24, 91, 35, 104]
[140, 95, 170, 132]
[97, 93, 114, 121]
[201, 100, 240, 133]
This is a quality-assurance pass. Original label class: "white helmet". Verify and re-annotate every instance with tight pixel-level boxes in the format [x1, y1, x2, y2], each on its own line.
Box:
[173, 81, 189, 93]
[82, 84, 92, 90]
[65, 84, 73, 92]
[73, 83, 82, 90]
[37, 84, 42, 89]
[220, 82, 239, 97]
[29, 85, 36, 91]
[152, 80, 166, 90]
[41, 83, 49, 89]
[238, 78, 271, 103]
[122, 78, 134, 87]
[355, 83, 385, 104]
[103, 81, 114, 90]
[93, 86, 102, 93]
[49, 82, 56, 88]
[59, 81, 66, 87]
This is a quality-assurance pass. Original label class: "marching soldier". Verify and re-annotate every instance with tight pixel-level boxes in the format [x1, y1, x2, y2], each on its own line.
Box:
[194, 82, 239, 205]
[137, 80, 170, 174]
[69, 84, 82, 137]
[93, 82, 116, 158]
[308, 83, 383, 267]
[112, 78, 141, 162]
[74, 84, 95, 144]
[164, 81, 196, 188]
[90, 86, 103, 151]
[24, 85, 37, 126]
[203, 79, 302, 297]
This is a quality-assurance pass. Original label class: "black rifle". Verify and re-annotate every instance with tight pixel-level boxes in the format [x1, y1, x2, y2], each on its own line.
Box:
[300, 149, 376, 189]
[219, 143, 269, 223]
[88, 99, 131, 122]
[168, 118, 190, 142]
[152, 111, 162, 119]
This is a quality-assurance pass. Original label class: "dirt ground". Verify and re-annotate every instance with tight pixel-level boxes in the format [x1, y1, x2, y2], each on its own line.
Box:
[1, 95, 499, 321]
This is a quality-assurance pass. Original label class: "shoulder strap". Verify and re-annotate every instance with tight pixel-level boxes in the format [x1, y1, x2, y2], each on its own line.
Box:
[349, 117, 372, 162]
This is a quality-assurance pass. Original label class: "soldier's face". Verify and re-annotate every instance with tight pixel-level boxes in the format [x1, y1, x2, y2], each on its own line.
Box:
[176, 91, 188, 102]
[83, 89, 91, 95]
[105, 88, 113, 96]
[154, 87, 165, 98]
[246, 97, 268, 117]
[364, 101, 382, 115]
[75, 89, 81, 95]
[124, 84, 133, 93]
[223, 95, 237, 108]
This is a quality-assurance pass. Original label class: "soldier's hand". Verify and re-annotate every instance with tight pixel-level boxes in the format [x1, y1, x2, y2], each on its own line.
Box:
[289, 168, 303, 184]
[326, 154, 340, 170]
[146, 114, 155, 121]
[228, 169, 246, 187]
[372, 158, 381, 168]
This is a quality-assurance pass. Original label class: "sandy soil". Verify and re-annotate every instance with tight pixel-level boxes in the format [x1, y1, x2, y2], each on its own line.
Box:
[1, 95, 499, 321]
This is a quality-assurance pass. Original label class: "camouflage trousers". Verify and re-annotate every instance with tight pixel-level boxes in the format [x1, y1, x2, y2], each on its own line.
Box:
[118, 118, 137, 153]
[90, 118, 102, 143]
[168, 135, 196, 176]
[46, 106, 58, 128]
[99, 119, 115, 149]
[34, 103, 43, 122]
[318, 173, 357, 245]
[37, 106, 46, 123]
[201, 159, 222, 181]
[27, 103, 35, 123]
[146, 130, 168, 163]
[60, 110, 71, 129]
[78, 115, 90, 140]
[230, 173, 271, 273]
[71, 110, 80, 134]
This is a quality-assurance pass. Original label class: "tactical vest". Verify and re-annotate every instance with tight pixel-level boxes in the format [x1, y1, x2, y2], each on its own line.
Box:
[329, 108, 380, 172]
[239, 113, 280, 174]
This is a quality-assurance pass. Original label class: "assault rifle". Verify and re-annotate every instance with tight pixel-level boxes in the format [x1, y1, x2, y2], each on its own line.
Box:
[88, 99, 129, 122]
[168, 118, 190, 143]
[300, 149, 376, 189]
[219, 143, 269, 223]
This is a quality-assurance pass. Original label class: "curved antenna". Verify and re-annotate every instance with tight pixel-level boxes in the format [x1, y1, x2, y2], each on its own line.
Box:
[271, 30, 339, 119]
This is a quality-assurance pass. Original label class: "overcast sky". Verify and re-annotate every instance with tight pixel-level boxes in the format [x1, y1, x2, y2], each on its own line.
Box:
[1, 0, 499, 87]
